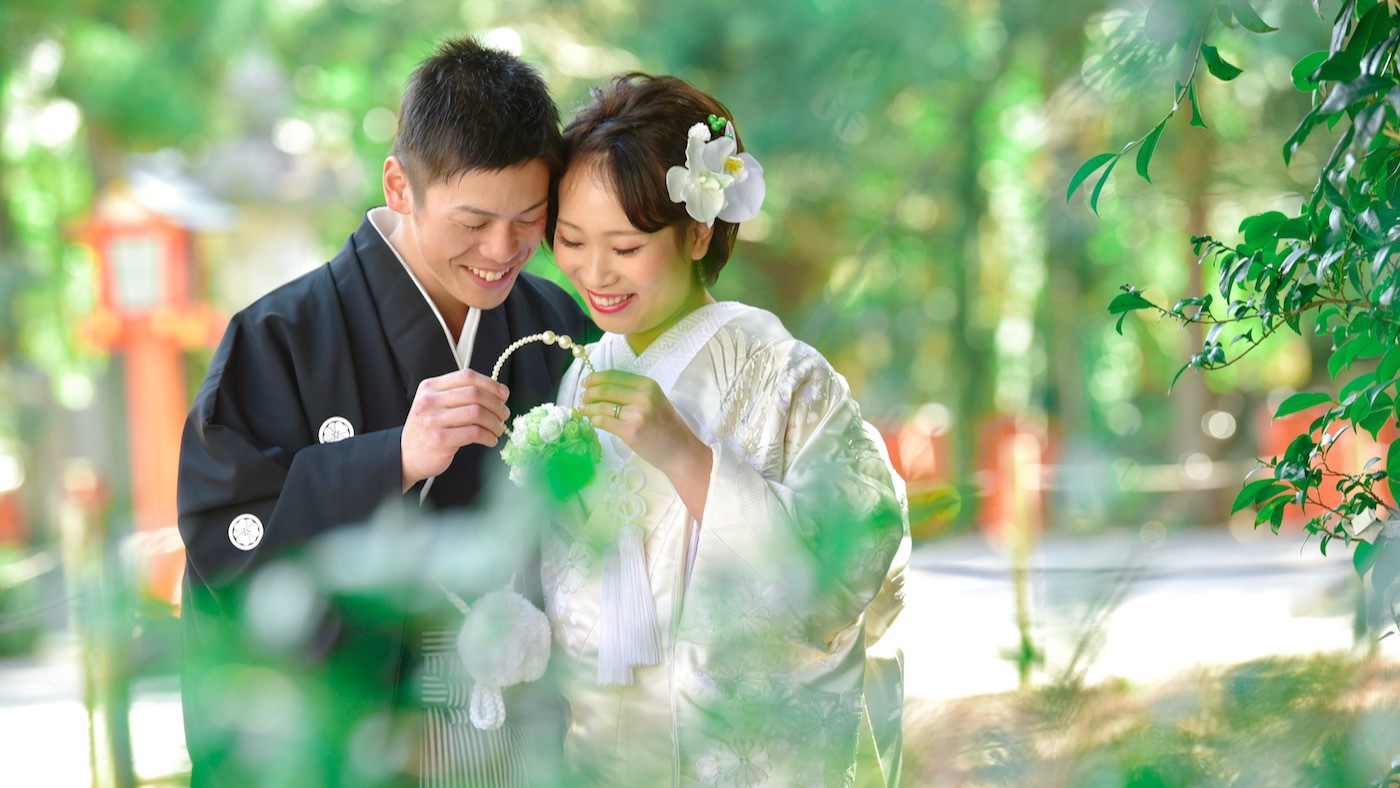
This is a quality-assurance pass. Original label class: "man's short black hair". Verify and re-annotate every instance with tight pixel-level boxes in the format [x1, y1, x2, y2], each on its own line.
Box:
[392, 37, 562, 191]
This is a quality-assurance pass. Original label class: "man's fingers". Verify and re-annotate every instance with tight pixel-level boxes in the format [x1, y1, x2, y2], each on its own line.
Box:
[424, 404, 506, 436]
[430, 386, 511, 424]
[425, 368, 509, 400]
[427, 423, 501, 450]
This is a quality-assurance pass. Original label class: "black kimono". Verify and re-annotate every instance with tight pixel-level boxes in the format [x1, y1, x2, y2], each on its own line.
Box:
[177, 215, 589, 785]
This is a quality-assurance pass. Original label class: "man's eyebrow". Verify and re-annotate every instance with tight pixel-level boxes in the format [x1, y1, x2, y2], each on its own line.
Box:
[451, 198, 548, 219]
[556, 218, 645, 236]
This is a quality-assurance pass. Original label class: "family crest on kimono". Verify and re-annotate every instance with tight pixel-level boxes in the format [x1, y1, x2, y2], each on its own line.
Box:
[176, 38, 586, 786]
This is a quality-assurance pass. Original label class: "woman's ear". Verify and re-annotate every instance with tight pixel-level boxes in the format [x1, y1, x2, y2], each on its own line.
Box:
[383, 157, 414, 214]
[688, 221, 714, 261]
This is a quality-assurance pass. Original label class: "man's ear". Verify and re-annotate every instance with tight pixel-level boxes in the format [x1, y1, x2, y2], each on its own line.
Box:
[384, 157, 413, 214]
[688, 221, 714, 261]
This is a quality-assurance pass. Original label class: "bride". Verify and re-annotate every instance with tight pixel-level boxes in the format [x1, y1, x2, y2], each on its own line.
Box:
[541, 73, 910, 786]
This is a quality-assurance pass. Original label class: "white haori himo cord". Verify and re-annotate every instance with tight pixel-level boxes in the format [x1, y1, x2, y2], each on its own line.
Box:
[440, 578, 551, 730]
[596, 523, 662, 685]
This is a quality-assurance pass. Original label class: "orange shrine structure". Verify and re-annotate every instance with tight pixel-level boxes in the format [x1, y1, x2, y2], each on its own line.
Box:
[76, 183, 225, 606]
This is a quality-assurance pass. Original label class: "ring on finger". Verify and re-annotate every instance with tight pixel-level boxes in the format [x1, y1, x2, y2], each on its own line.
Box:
[613, 404, 623, 419]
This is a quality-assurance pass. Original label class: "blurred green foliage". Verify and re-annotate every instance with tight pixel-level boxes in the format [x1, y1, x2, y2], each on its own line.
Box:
[907, 653, 1400, 785]
[0, 545, 43, 656]
[0, 0, 1359, 544]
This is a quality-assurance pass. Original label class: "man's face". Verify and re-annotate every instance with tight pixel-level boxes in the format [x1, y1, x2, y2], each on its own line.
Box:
[384, 158, 550, 315]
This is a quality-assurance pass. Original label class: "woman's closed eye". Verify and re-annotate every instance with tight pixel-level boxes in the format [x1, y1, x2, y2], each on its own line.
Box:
[557, 236, 583, 249]
[614, 246, 641, 257]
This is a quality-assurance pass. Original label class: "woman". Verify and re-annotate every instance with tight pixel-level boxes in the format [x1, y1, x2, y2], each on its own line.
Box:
[542, 74, 910, 786]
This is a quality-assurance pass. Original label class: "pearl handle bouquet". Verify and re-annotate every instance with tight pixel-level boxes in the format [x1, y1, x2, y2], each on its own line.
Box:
[493, 331, 601, 500]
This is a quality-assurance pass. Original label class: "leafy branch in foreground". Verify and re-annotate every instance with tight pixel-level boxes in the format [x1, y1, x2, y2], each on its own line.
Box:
[1067, 0, 1273, 213]
[1087, 0, 1400, 623]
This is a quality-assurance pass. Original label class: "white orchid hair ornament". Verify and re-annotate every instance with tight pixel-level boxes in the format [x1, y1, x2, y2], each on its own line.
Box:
[665, 114, 765, 226]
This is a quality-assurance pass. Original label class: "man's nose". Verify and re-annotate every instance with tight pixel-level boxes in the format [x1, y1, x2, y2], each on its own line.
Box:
[479, 223, 518, 264]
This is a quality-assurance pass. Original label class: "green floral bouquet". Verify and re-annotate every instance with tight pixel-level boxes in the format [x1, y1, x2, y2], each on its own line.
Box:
[493, 331, 602, 500]
[500, 403, 601, 500]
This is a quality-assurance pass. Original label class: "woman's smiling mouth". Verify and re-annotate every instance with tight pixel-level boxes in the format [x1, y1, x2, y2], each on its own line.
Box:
[586, 290, 636, 313]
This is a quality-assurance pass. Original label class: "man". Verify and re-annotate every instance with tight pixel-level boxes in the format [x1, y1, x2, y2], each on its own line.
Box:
[178, 37, 589, 785]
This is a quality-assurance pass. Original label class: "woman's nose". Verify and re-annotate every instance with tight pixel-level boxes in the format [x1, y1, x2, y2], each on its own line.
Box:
[580, 247, 614, 286]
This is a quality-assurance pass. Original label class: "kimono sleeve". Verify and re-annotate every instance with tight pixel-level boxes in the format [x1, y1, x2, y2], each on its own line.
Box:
[689, 345, 907, 654]
[177, 312, 405, 593]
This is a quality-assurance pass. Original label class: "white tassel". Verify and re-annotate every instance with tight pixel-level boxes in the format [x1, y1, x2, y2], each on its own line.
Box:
[595, 525, 661, 685]
[616, 524, 661, 667]
[597, 549, 632, 685]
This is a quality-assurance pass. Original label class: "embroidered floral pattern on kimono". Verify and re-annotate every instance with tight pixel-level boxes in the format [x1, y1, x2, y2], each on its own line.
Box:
[541, 303, 911, 787]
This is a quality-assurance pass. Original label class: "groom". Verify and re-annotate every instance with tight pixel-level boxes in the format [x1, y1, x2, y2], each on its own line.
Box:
[178, 37, 589, 785]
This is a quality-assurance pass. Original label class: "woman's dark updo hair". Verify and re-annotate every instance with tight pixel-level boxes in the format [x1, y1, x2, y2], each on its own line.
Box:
[557, 73, 747, 285]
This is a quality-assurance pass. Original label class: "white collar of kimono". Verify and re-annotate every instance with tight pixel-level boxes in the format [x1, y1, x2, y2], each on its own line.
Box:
[592, 301, 747, 396]
[367, 207, 481, 371]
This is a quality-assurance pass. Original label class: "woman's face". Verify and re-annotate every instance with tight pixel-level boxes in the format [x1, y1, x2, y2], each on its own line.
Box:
[554, 162, 712, 352]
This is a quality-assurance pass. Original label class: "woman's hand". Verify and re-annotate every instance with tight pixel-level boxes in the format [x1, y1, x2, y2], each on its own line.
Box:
[580, 370, 713, 519]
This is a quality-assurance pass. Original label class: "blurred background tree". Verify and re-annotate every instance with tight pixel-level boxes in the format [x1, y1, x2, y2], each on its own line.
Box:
[8, 0, 1400, 783]
[0, 0, 1350, 592]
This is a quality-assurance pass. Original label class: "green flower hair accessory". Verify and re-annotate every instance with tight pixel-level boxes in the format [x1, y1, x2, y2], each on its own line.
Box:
[707, 114, 730, 136]
[493, 332, 601, 500]
[666, 120, 765, 227]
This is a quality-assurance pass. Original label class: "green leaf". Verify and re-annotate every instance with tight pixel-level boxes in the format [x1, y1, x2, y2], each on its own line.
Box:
[1348, 394, 1373, 423]
[1320, 74, 1389, 115]
[1135, 122, 1166, 182]
[1388, 439, 1400, 504]
[1089, 155, 1119, 215]
[1291, 50, 1329, 91]
[1201, 43, 1243, 80]
[1284, 106, 1323, 165]
[1067, 152, 1116, 204]
[1354, 539, 1378, 577]
[1378, 345, 1400, 381]
[1360, 406, 1392, 439]
[1256, 496, 1290, 533]
[1274, 391, 1333, 419]
[1329, 335, 1361, 379]
[1230, 0, 1277, 32]
[1240, 211, 1287, 248]
[1169, 362, 1191, 393]
[1108, 291, 1153, 314]
[1340, 370, 1377, 402]
[1188, 80, 1207, 128]
[1318, 3, 1385, 81]
[1234, 479, 1291, 515]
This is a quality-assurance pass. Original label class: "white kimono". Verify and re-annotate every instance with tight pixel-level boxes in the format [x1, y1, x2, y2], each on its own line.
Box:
[543, 302, 910, 787]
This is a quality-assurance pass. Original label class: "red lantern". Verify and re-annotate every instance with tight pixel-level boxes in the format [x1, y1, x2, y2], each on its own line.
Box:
[75, 182, 225, 607]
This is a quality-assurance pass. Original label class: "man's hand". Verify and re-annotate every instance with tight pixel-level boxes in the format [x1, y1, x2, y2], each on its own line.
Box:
[401, 369, 509, 491]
